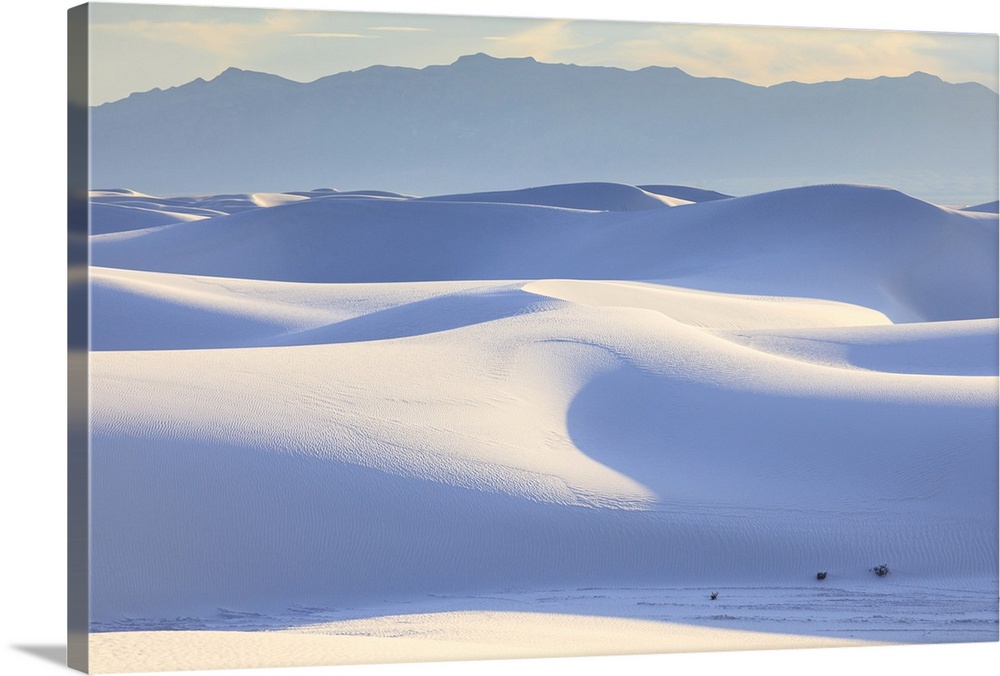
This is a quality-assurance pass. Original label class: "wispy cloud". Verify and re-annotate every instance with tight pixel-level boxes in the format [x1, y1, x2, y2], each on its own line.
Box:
[370, 26, 431, 32]
[480, 20, 602, 61]
[91, 12, 302, 58]
[612, 25, 954, 86]
[293, 33, 377, 39]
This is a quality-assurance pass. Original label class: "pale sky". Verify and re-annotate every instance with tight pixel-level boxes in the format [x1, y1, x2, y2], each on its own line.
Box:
[87, 1, 999, 105]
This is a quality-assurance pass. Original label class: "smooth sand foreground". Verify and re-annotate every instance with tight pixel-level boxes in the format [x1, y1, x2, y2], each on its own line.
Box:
[89, 610, 882, 673]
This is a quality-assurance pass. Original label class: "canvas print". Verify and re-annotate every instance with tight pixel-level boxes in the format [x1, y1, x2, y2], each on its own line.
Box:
[68, 2, 999, 673]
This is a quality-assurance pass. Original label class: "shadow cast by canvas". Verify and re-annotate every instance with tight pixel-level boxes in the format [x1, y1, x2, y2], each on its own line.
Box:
[11, 644, 66, 667]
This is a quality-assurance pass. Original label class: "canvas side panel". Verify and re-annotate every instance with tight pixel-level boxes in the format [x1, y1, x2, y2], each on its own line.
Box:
[67, 3, 90, 673]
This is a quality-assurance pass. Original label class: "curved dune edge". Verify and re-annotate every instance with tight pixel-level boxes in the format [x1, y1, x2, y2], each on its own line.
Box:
[89, 611, 883, 673]
[523, 279, 891, 330]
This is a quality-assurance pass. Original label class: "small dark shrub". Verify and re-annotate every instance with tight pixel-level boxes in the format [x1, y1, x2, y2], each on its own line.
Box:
[816, 571, 827, 580]
[710, 592, 718, 600]
[872, 564, 890, 577]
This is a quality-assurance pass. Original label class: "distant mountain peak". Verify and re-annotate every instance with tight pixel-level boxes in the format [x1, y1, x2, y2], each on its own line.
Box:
[908, 70, 940, 79]
[453, 52, 494, 63]
[213, 66, 250, 80]
[857, 71, 945, 87]
[451, 53, 538, 66]
[211, 66, 290, 85]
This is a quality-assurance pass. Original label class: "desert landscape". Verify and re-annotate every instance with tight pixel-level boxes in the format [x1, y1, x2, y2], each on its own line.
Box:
[83, 180, 998, 672]
[57, 4, 1000, 673]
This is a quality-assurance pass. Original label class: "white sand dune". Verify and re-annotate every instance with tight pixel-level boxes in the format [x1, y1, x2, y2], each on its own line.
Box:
[423, 181, 691, 209]
[86, 182, 998, 670]
[89, 267, 551, 350]
[523, 279, 892, 330]
[638, 184, 733, 202]
[88, 188, 285, 235]
[718, 318, 999, 376]
[249, 192, 311, 208]
[90, 203, 214, 235]
[91, 184, 997, 322]
[90, 610, 879, 673]
[962, 200, 999, 213]
[90, 269, 893, 351]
